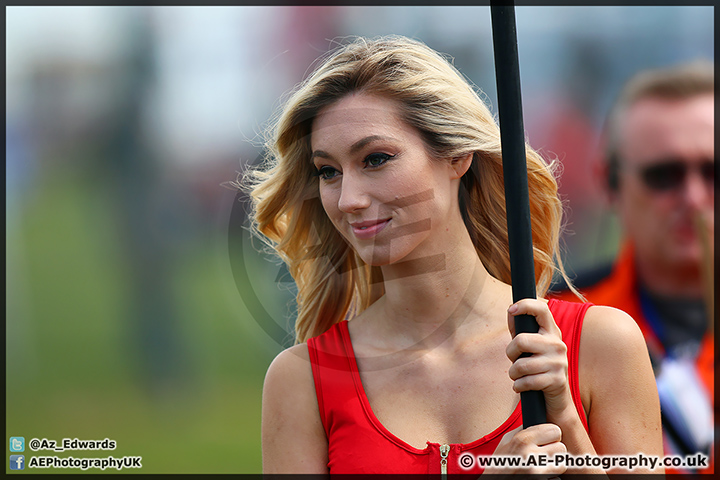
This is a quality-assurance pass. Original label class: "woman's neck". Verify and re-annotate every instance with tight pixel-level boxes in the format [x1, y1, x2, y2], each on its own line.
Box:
[372, 226, 511, 348]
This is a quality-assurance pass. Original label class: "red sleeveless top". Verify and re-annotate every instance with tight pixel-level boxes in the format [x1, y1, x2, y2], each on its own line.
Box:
[307, 298, 592, 474]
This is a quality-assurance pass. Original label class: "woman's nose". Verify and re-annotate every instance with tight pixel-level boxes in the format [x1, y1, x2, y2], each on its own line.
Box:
[337, 173, 371, 213]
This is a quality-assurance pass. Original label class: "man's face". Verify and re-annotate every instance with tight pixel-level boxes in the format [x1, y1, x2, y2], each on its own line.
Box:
[614, 93, 714, 278]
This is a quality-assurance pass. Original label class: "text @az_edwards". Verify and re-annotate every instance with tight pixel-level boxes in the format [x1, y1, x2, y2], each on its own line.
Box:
[28, 437, 115, 452]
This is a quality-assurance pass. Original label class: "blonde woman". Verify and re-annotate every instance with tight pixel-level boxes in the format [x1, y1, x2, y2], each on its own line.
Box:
[246, 36, 662, 475]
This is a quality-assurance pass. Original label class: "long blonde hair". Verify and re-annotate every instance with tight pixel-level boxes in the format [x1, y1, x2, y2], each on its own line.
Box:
[243, 35, 575, 343]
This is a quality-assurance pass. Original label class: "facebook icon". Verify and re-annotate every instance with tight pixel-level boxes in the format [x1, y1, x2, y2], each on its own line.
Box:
[10, 455, 25, 470]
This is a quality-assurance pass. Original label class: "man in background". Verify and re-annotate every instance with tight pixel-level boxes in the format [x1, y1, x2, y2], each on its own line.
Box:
[554, 61, 714, 471]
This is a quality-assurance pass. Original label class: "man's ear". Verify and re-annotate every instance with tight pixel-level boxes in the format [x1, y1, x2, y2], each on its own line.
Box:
[593, 157, 618, 207]
[449, 152, 474, 179]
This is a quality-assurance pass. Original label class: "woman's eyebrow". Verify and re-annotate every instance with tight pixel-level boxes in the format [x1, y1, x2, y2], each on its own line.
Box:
[349, 135, 393, 154]
[311, 135, 393, 163]
[310, 150, 331, 162]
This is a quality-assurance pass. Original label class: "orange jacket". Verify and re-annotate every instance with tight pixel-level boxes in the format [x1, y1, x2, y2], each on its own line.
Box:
[553, 242, 714, 473]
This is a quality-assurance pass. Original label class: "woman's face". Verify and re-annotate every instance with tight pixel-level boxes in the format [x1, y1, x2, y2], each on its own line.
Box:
[310, 92, 461, 267]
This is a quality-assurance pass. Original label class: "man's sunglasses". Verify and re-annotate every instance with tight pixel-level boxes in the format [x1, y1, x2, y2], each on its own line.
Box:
[640, 161, 715, 192]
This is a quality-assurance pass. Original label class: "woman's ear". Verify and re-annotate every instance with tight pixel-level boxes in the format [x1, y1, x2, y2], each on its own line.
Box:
[449, 153, 474, 179]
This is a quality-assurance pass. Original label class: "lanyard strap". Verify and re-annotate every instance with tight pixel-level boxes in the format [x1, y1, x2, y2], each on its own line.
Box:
[638, 288, 669, 364]
[639, 289, 712, 456]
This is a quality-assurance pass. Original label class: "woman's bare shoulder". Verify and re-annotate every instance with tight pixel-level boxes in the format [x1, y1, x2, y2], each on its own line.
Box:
[263, 343, 315, 401]
[578, 307, 663, 460]
[580, 305, 647, 354]
[262, 343, 328, 473]
[578, 305, 656, 413]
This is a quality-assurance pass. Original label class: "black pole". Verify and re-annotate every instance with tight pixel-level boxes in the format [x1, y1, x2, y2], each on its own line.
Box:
[490, 1, 547, 428]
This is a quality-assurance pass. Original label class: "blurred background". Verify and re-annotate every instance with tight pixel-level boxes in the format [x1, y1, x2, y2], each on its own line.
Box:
[5, 5, 713, 473]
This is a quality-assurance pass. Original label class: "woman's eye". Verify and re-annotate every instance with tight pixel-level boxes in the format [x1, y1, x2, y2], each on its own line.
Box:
[316, 166, 340, 180]
[364, 152, 394, 168]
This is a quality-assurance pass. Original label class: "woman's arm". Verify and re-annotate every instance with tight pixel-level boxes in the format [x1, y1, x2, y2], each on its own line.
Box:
[503, 300, 663, 475]
[579, 305, 664, 473]
[261, 344, 329, 473]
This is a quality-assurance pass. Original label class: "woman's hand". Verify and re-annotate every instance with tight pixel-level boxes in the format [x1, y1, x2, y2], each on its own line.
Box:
[505, 299, 576, 425]
[483, 424, 567, 477]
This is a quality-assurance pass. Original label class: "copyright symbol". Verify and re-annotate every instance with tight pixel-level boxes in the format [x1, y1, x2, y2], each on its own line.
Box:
[30, 439, 41, 451]
[460, 453, 474, 468]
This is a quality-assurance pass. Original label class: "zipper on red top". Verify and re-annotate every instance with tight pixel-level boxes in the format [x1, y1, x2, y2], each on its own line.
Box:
[440, 444, 450, 478]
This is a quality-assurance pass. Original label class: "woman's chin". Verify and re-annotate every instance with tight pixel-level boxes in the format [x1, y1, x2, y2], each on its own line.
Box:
[358, 252, 393, 267]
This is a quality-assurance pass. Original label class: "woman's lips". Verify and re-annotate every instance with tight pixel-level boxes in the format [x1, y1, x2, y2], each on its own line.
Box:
[350, 219, 391, 239]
